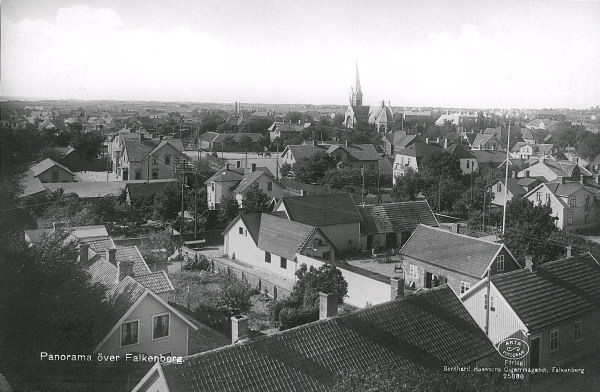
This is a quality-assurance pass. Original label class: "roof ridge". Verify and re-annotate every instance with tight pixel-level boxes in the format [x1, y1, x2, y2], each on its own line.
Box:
[415, 223, 501, 247]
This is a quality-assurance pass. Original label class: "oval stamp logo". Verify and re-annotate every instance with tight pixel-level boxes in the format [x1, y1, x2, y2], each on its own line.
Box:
[497, 338, 529, 360]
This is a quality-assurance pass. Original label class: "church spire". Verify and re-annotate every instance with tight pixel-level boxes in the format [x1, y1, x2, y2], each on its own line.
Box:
[354, 61, 363, 106]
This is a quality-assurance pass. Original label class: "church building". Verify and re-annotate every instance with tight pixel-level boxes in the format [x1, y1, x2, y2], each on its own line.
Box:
[344, 64, 394, 133]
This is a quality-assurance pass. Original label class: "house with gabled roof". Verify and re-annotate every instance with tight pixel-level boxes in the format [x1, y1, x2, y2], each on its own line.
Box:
[490, 172, 541, 207]
[517, 157, 593, 183]
[132, 285, 498, 392]
[205, 164, 286, 210]
[29, 158, 75, 183]
[198, 132, 263, 152]
[524, 178, 600, 230]
[358, 201, 438, 251]
[510, 142, 556, 160]
[392, 141, 443, 182]
[399, 224, 521, 294]
[446, 142, 478, 174]
[383, 131, 418, 155]
[279, 142, 328, 166]
[472, 132, 502, 151]
[268, 121, 306, 141]
[274, 193, 362, 252]
[461, 253, 600, 368]
[326, 142, 381, 170]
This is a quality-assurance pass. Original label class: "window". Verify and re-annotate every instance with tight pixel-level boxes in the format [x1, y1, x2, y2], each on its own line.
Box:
[497, 255, 505, 272]
[280, 257, 287, 269]
[585, 195, 590, 206]
[409, 264, 418, 279]
[236, 160, 241, 168]
[568, 212, 573, 225]
[484, 294, 488, 309]
[152, 169, 159, 179]
[267, 182, 273, 191]
[574, 320, 582, 342]
[497, 183, 502, 192]
[211, 182, 215, 192]
[585, 211, 590, 224]
[490, 296, 496, 312]
[569, 195, 576, 207]
[164, 155, 171, 165]
[550, 328, 560, 352]
[152, 314, 169, 340]
[152, 155, 158, 165]
[135, 169, 142, 180]
[265, 252, 271, 263]
[460, 281, 471, 295]
[238, 227, 243, 235]
[536, 192, 542, 202]
[121, 320, 139, 346]
[466, 160, 470, 169]
[546, 194, 551, 204]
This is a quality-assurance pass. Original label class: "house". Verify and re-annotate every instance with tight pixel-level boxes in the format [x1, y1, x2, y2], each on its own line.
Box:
[591, 154, 600, 172]
[358, 201, 438, 250]
[520, 127, 547, 144]
[446, 142, 478, 174]
[392, 141, 442, 181]
[525, 118, 557, 130]
[49, 146, 99, 172]
[471, 150, 510, 167]
[274, 193, 362, 252]
[117, 134, 188, 181]
[198, 132, 263, 152]
[24, 223, 111, 245]
[223, 212, 336, 281]
[326, 143, 381, 170]
[132, 286, 498, 392]
[205, 165, 284, 210]
[524, 178, 600, 230]
[383, 131, 418, 156]
[461, 253, 600, 368]
[462, 132, 478, 149]
[510, 142, 555, 160]
[28, 158, 75, 183]
[472, 132, 502, 151]
[399, 224, 521, 294]
[279, 143, 328, 166]
[490, 172, 541, 207]
[517, 157, 593, 183]
[267, 121, 305, 141]
[38, 118, 65, 133]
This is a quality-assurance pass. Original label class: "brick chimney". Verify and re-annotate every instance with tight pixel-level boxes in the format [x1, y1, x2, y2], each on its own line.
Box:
[80, 243, 89, 264]
[525, 256, 535, 272]
[319, 292, 337, 320]
[117, 259, 134, 281]
[566, 246, 572, 257]
[231, 315, 248, 344]
[390, 276, 404, 299]
[106, 248, 117, 265]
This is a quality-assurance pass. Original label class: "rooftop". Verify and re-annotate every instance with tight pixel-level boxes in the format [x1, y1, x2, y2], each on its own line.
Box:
[279, 193, 362, 226]
[358, 201, 438, 235]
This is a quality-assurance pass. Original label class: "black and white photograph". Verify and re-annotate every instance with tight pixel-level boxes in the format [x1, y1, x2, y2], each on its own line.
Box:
[1, 0, 600, 391]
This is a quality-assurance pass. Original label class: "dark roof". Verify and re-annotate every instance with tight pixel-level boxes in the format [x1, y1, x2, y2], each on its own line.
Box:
[445, 143, 475, 159]
[158, 286, 496, 392]
[126, 179, 177, 200]
[395, 141, 442, 159]
[268, 122, 304, 133]
[472, 133, 498, 148]
[233, 170, 272, 194]
[400, 224, 504, 279]
[494, 178, 527, 196]
[326, 144, 380, 161]
[359, 201, 438, 235]
[492, 253, 600, 331]
[257, 213, 317, 260]
[470, 150, 508, 164]
[280, 193, 362, 226]
[123, 139, 160, 162]
[223, 213, 263, 244]
[284, 144, 328, 161]
[212, 133, 263, 143]
[205, 166, 245, 183]
[29, 158, 74, 177]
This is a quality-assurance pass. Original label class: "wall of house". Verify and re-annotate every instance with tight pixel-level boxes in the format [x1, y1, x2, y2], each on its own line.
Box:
[462, 282, 528, 345]
[296, 254, 391, 308]
[404, 256, 480, 294]
[518, 164, 557, 182]
[491, 182, 514, 207]
[224, 219, 262, 266]
[98, 294, 189, 358]
[488, 248, 521, 276]
[207, 180, 238, 210]
[532, 310, 600, 368]
[359, 231, 412, 251]
[528, 187, 600, 230]
[318, 222, 360, 253]
[132, 366, 169, 392]
[140, 144, 181, 180]
[37, 167, 74, 183]
[460, 158, 479, 175]
[392, 154, 419, 183]
[237, 175, 286, 207]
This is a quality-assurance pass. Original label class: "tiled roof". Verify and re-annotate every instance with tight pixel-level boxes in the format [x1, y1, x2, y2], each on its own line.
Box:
[81, 237, 116, 253]
[134, 271, 174, 294]
[29, 158, 74, 177]
[149, 139, 185, 156]
[104, 276, 147, 333]
[281, 193, 362, 226]
[326, 144, 380, 161]
[492, 253, 600, 331]
[496, 178, 527, 196]
[395, 142, 442, 159]
[388, 133, 418, 149]
[158, 286, 496, 392]
[358, 201, 438, 235]
[258, 213, 317, 260]
[544, 160, 593, 177]
[114, 246, 151, 275]
[123, 139, 160, 161]
[399, 224, 503, 279]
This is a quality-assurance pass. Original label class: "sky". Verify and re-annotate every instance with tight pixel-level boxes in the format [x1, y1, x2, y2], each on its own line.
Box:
[1, 0, 599, 109]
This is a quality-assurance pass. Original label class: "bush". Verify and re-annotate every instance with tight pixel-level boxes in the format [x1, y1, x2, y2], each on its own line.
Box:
[193, 302, 231, 336]
[215, 280, 253, 316]
[279, 306, 319, 330]
[184, 255, 210, 271]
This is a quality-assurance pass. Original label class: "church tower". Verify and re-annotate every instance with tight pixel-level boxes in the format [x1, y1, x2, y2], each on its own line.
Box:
[352, 63, 363, 106]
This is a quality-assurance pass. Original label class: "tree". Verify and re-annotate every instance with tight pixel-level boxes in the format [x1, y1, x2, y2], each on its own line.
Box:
[391, 169, 428, 201]
[576, 134, 600, 160]
[0, 230, 114, 380]
[280, 162, 292, 177]
[419, 151, 463, 180]
[239, 135, 253, 151]
[215, 280, 253, 316]
[290, 263, 348, 307]
[71, 131, 104, 160]
[242, 184, 271, 214]
[500, 198, 562, 265]
[140, 230, 178, 264]
[293, 151, 337, 184]
[152, 183, 181, 222]
[218, 195, 239, 225]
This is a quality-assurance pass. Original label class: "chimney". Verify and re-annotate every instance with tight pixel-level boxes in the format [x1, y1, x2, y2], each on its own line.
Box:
[580, 175, 584, 185]
[159, 135, 164, 141]
[566, 246, 572, 258]
[319, 292, 337, 320]
[106, 248, 117, 265]
[444, 138, 448, 149]
[525, 170, 530, 178]
[231, 315, 248, 344]
[52, 222, 66, 232]
[425, 137, 429, 144]
[80, 243, 89, 264]
[525, 256, 535, 272]
[117, 259, 134, 281]
[390, 276, 404, 299]
[559, 176, 566, 185]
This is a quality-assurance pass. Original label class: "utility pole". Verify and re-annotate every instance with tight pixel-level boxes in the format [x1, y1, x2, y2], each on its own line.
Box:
[147, 154, 150, 184]
[194, 165, 198, 240]
[180, 170, 185, 246]
[482, 183, 486, 232]
[377, 161, 381, 204]
[502, 119, 511, 235]
[438, 175, 442, 213]
[361, 165, 365, 206]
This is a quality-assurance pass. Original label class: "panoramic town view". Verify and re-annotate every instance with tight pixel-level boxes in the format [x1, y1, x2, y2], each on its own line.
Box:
[1, 1, 600, 391]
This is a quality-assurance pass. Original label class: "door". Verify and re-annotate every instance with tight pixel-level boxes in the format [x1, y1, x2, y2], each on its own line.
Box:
[122, 169, 129, 180]
[530, 336, 541, 368]
[425, 272, 433, 289]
